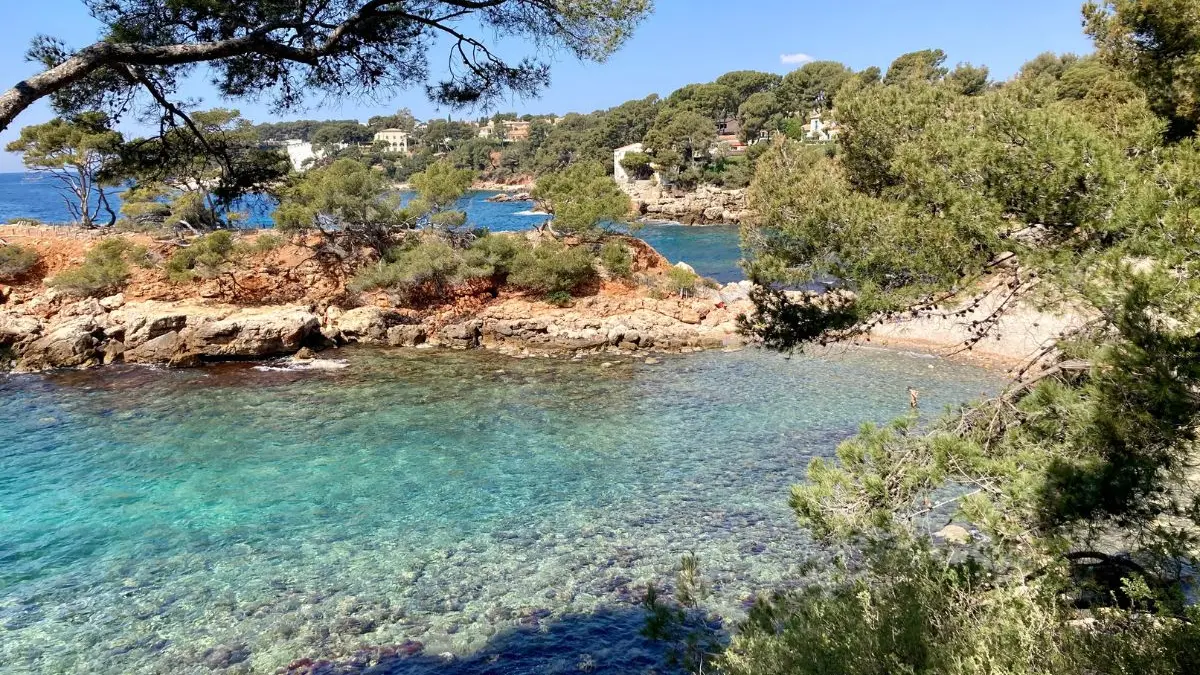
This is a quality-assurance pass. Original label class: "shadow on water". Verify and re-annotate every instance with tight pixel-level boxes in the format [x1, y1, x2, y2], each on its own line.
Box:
[281, 605, 698, 675]
[344, 560, 1196, 675]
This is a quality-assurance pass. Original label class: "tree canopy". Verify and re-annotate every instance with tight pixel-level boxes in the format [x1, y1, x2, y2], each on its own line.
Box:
[0, 1, 653, 134]
[4, 112, 123, 227]
[727, 5, 1200, 673]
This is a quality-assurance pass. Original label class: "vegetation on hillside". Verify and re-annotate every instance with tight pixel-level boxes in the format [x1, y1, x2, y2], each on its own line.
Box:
[47, 237, 150, 297]
[0, 244, 40, 280]
[710, 2, 1200, 673]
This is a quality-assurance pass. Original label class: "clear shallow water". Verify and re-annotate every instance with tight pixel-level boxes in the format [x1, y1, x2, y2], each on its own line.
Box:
[0, 347, 999, 674]
[0, 173, 744, 282]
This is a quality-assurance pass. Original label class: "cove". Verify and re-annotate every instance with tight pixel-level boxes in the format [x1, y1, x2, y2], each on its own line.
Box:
[0, 347, 999, 673]
[0, 173, 745, 283]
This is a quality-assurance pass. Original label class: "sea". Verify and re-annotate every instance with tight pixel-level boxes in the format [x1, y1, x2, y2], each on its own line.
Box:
[0, 171, 1002, 674]
[0, 172, 745, 283]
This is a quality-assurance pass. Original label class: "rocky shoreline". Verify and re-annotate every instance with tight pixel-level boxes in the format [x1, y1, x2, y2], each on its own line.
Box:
[0, 224, 1071, 376]
[0, 287, 756, 374]
[622, 181, 751, 226]
[0, 224, 758, 373]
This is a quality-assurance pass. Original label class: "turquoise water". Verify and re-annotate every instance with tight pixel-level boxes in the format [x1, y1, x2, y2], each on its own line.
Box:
[0, 173, 744, 282]
[0, 347, 999, 674]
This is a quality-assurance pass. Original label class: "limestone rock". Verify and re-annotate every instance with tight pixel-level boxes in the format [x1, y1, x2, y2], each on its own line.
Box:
[333, 306, 396, 343]
[99, 293, 126, 310]
[16, 317, 102, 370]
[119, 312, 190, 350]
[125, 331, 188, 365]
[58, 298, 106, 320]
[101, 339, 125, 365]
[437, 320, 482, 349]
[0, 312, 42, 346]
[189, 308, 320, 359]
[386, 324, 427, 347]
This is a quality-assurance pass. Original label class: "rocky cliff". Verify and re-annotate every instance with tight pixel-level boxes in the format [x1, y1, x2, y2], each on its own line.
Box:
[623, 181, 751, 225]
[0, 225, 755, 372]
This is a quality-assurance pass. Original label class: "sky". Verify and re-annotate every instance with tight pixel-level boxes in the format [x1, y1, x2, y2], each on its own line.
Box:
[0, 0, 1095, 173]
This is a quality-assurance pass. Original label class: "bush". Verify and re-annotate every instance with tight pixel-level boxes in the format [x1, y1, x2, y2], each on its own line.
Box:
[545, 290, 574, 307]
[508, 239, 598, 296]
[0, 244, 40, 280]
[48, 237, 150, 297]
[244, 232, 285, 254]
[350, 237, 492, 301]
[665, 266, 700, 297]
[599, 239, 634, 279]
[619, 151, 655, 180]
[463, 233, 528, 281]
[164, 231, 236, 283]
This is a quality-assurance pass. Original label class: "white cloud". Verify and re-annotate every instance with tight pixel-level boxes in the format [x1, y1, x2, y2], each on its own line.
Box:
[780, 52, 815, 66]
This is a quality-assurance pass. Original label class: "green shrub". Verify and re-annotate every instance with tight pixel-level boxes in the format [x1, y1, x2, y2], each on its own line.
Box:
[243, 232, 285, 254]
[164, 231, 236, 283]
[48, 237, 150, 297]
[350, 238, 492, 300]
[545, 290, 574, 306]
[532, 162, 631, 235]
[599, 239, 633, 279]
[0, 244, 40, 280]
[508, 239, 598, 296]
[619, 151, 655, 180]
[463, 233, 529, 281]
[665, 266, 700, 297]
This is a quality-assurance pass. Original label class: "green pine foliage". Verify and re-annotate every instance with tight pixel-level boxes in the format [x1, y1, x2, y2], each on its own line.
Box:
[725, 5, 1200, 674]
[532, 162, 631, 235]
[48, 237, 150, 297]
[508, 239, 598, 296]
[599, 239, 634, 279]
[0, 244, 40, 280]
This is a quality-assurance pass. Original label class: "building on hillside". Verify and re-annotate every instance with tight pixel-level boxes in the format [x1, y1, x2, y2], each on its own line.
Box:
[502, 120, 532, 142]
[806, 110, 841, 142]
[373, 128, 411, 153]
[614, 142, 646, 183]
[277, 140, 319, 172]
[716, 117, 741, 138]
[752, 129, 783, 145]
[715, 117, 747, 156]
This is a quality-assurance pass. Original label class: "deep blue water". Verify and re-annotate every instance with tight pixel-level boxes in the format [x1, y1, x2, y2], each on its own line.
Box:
[0, 173, 745, 283]
[0, 347, 1001, 674]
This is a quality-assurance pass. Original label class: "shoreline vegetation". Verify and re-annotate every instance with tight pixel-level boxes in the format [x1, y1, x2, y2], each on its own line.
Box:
[3, 1, 1199, 673]
[0, 222, 1069, 375]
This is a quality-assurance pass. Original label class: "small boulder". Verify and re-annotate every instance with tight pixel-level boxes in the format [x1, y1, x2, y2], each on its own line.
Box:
[934, 524, 973, 545]
[101, 340, 125, 365]
[437, 320, 482, 349]
[99, 293, 126, 310]
[386, 324, 427, 347]
[125, 331, 188, 365]
[335, 306, 392, 343]
[294, 347, 317, 360]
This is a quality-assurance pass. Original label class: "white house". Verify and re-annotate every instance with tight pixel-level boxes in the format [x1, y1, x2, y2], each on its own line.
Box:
[613, 142, 645, 183]
[281, 140, 318, 171]
[373, 128, 411, 153]
[806, 110, 841, 142]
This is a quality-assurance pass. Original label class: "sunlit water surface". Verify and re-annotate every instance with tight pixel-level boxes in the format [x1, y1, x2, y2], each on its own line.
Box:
[0, 347, 999, 673]
[0, 173, 744, 283]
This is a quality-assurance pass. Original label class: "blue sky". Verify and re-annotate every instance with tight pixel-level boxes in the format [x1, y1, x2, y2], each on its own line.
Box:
[0, 0, 1094, 172]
